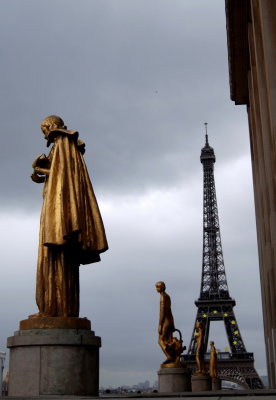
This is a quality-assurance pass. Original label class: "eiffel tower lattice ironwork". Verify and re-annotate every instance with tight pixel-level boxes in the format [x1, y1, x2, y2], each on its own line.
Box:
[182, 128, 264, 389]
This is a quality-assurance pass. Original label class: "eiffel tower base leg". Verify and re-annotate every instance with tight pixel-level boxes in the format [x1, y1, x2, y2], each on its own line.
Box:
[158, 367, 191, 392]
[212, 377, 221, 390]
[191, 375, 212, 392]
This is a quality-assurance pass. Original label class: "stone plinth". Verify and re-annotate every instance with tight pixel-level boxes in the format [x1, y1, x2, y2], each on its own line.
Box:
[7, 327, 101, 397]
[158, 367, 191, 392]
[191, 374, 212, 392]
[212, 377, 222, 390]
[20, 316, 91, 330]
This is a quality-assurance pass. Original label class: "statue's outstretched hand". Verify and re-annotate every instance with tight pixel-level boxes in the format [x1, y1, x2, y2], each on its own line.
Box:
[32, 154, 49, 169]
[31, 172, 45, 183]
[31, 154, 50, 183]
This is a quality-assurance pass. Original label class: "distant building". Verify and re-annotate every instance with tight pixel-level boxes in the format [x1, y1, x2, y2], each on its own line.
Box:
[99, 380, 155, 394]
[225, 0, 276, 388]
[0, 352, 6, 396]
[2, 371, 8, 396]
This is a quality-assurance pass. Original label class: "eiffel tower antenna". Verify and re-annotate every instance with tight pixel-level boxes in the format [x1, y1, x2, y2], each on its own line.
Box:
[204, 122, 209, 146]
[183, 133, 264, 389]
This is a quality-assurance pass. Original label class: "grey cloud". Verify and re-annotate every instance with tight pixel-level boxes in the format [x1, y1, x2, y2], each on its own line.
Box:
[0, 0, 249, 210]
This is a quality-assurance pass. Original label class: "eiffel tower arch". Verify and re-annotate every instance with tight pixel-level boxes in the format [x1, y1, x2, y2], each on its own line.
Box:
[182, 128, 264, 389]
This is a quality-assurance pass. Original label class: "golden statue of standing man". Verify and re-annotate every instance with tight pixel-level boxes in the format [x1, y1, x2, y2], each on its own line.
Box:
[194, 321, 206, 375]
[31, 115, 108, 318]
[155, 281, 185, 367]
[209, 341, 218, 378]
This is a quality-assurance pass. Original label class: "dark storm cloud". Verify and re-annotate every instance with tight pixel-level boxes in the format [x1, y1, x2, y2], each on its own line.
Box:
[0, 0, 248, 210]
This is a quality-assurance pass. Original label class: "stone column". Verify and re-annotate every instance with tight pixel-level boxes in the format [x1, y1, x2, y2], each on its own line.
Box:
[247, 0, 276, 387]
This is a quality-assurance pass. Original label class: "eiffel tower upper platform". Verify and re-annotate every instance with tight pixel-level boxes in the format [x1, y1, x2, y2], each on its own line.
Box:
[182, 128, 264, 389]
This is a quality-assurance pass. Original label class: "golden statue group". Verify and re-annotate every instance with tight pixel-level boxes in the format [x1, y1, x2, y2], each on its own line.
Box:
[156, 281, 219, 380]
[31, 115, 108, 318]
[194, 323, 218, 378]
[28, 116, 218, 391]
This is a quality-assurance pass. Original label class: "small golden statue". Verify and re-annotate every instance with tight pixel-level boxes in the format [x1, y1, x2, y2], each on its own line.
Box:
[31, 115, 108, 318]
[155, 281, 185, 368]
[194, 321, 206, 375]
[209, 341, 218, 378]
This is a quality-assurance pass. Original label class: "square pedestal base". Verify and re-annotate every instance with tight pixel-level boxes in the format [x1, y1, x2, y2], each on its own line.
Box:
[158, 367, 191, 392]
[212, 377, 222, 390]
[7, 328, 101, 397]
[191, 374, 212, 391]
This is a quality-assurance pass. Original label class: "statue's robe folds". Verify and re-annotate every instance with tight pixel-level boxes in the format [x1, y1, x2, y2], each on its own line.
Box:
[36, 129, 108, 317]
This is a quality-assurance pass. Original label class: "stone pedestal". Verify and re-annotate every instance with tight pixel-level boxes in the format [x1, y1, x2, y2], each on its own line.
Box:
[7, 325, 101, 397]
[158, 367, 191, 392]
[19, 316, 91, 330]
[191, 374, 212, 392]
[212, 377, 222, 390]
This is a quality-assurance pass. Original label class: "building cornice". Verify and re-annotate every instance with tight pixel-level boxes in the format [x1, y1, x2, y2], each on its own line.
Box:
[225, 0, 249, 105]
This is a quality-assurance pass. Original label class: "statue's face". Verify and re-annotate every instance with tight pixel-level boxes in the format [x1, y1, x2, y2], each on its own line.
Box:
[155, 282, 165, 293]
[41, 122, 50, 137]
[41, 116, 64, 139]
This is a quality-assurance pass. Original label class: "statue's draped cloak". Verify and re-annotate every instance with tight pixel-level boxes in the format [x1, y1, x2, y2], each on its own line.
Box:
[36, 129, 108, 316]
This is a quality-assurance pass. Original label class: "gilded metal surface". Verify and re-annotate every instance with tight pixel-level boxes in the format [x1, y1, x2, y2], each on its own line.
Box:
[20, 316, 91, 330]
[155, 281, 185, 368]
[31, 116, 108, 319]
[194, 321, 206, 376]
[209, 341, 218, 378]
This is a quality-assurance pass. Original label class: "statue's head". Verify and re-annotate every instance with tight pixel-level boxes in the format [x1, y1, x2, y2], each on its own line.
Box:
[41, 115, 66, 138]
[196, 321, 204, 329]
[210, 341, 214, 346]
[155, 281, 166, 293]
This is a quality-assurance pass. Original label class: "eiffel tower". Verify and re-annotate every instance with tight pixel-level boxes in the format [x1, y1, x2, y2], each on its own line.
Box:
[182, 126, 264, 389]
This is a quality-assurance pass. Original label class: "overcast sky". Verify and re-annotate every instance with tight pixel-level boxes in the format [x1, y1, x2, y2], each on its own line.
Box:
[0, 0, 266, 388]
